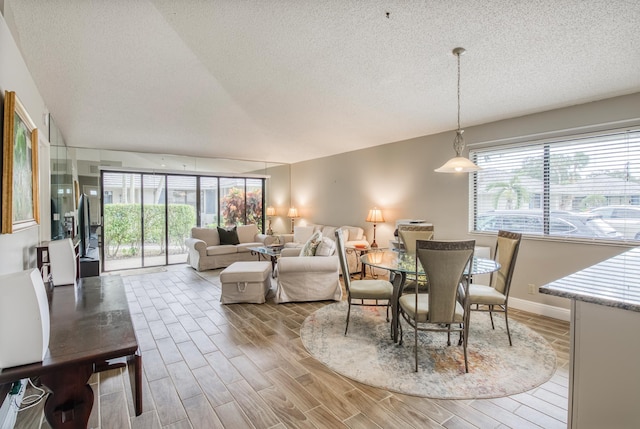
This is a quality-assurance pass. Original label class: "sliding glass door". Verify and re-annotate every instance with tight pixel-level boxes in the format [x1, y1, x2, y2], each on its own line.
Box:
[102, 172, 142, 271]
[167, 176, 197, 264]
[142, 174, 166, 267]
[101, 171, 263, 272]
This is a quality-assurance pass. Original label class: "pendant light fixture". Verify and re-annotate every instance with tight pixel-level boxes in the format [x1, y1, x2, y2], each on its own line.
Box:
[435, 47, 481, 173]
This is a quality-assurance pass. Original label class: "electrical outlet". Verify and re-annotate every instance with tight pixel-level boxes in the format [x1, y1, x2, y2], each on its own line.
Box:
[528, 284, 536, 294]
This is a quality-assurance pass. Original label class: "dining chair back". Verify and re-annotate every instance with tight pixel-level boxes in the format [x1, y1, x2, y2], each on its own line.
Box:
[468, 230, 522, 345]
[398, 224, 434, 291]
[335, 229, 394, 335]
[398, 224, 434, 253]
[399, 239, 475, 372]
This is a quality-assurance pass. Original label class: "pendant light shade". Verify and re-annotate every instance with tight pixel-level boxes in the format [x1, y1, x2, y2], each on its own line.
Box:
[435, 47, 481, 173]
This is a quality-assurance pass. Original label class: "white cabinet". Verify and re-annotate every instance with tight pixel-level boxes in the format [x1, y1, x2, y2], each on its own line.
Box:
[569, 300, 640, 429]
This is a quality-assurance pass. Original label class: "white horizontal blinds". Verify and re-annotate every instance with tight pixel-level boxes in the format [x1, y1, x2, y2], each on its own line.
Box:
[470, 129, 640, 242]
[472, 144, 545, 235]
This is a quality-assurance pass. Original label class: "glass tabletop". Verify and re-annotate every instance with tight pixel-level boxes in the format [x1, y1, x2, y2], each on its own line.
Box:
[361, 250, 500, 275]
[248, 245, 283, 256]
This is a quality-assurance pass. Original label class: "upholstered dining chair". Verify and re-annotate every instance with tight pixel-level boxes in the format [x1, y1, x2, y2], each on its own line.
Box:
[467, 230, 522, 346]
[335, 229, 394, 335]
[398, 224, 435, 253]
[399, 239, 475, 372]
[398, 224, 434, 292]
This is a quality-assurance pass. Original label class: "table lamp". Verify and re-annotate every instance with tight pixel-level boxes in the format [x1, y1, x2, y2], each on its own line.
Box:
[266, 206, 275, 235]
[366, 208, 385, 248]
[287, 207, 299, 233]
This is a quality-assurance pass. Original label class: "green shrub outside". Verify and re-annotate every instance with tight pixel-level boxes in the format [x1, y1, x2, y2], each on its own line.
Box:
[104, 203, 196, 258]
[221, 187, 263, 228]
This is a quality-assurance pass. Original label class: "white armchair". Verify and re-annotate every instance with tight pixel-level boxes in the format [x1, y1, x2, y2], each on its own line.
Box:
[274, 246, 342, 304]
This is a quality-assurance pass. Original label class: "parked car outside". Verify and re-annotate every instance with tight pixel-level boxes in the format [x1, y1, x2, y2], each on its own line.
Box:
[476, 210, 623, 240]
[589, 206, 640, 240]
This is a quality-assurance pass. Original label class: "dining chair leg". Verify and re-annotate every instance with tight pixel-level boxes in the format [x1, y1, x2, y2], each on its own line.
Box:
[385, 301, 390, 322]
[446, 324, 451, 346]
[463, 321, 469, 373]
[344, 300, 352, 335]
[414, 324, 419, 372]
[504, 306, 513, 346]
[489, 305, 495, 329]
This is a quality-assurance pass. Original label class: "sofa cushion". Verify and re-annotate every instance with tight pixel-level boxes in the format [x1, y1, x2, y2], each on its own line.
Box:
[315, 236, 337, 256]
[344, 226, 364, 241]
[236, 224, 258, 243]
[293, 226, 315, 244]
[218, 226, 240, 245]
[192, 227, 220, 246]
[206, 245, 238, 256]
[301, 231, 323, 256]
[320, 226, 338, 242]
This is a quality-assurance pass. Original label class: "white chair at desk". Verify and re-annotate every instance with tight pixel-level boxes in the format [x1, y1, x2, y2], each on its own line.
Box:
[48, 238, 77, 286]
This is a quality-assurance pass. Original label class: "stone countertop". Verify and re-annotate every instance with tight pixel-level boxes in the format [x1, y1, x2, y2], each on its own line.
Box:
[539, 247, 640, 312]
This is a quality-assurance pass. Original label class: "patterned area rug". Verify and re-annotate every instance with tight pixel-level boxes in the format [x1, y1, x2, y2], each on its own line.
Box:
[300, 301, 557, 399]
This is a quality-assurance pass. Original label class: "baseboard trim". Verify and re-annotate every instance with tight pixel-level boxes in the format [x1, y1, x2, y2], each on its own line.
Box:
[510, 297, 571, 322]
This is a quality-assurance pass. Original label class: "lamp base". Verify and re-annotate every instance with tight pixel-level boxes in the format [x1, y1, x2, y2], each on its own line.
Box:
[370, 241, 378, 248]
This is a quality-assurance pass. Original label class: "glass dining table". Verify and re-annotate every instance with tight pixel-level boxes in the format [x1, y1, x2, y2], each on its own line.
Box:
[361, 250, 501, 343]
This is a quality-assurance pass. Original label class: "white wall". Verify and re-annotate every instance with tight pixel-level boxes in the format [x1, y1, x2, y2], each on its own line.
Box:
[0, 12, 50, 275]
[290, 92, 640, 319]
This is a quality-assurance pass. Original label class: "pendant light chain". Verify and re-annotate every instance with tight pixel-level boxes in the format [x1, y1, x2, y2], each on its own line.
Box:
[452, 47, 465, 157]
[457, 50, 461, 132]
[434, 46, 481, 173]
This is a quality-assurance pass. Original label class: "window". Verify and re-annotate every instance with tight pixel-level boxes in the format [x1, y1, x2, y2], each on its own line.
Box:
[470, 129, 640, 242]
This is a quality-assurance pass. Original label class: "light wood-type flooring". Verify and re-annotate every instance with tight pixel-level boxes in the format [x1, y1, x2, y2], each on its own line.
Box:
[14, 265, 570, 429]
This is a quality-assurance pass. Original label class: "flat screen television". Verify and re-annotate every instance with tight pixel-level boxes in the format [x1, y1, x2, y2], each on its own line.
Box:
[77, 193, 91, 257]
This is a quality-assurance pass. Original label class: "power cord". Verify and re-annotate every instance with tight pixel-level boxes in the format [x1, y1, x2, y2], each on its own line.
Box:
[16, 378, 47, 412]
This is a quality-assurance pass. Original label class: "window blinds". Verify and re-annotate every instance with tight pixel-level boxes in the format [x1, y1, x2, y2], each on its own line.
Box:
[469, 129, 640, 242]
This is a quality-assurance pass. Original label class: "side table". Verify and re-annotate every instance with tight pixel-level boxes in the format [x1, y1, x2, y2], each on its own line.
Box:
[345, 246, 386, 279]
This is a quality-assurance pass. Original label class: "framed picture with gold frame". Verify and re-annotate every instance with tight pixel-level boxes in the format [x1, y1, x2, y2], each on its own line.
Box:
[2, 91, 40, 233]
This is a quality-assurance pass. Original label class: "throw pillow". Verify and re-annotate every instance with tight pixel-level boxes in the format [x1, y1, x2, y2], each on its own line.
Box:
[236, 224, 258, 243]
[315, 236, 336, 256]
[217, 226, 240, 245]
[300, 231, 323, 256]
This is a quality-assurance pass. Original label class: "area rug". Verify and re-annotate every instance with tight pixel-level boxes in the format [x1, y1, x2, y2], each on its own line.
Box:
[300, 301, 557, 399]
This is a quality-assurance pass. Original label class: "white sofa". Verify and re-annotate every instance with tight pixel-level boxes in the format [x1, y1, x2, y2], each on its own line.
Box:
[185, 224, 273, 271]
[277, 224, 369, 274]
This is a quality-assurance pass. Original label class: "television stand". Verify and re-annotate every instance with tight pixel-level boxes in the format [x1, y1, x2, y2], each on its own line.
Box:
[80, 254, 100, 278]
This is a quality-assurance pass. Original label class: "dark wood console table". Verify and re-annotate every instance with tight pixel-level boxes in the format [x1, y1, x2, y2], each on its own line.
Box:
[0, 275, 141, 428]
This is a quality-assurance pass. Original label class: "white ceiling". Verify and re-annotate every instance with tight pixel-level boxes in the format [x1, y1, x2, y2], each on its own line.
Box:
[4, 0, 640, 165]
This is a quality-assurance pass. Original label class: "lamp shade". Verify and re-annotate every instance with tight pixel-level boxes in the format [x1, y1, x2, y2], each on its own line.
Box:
[435, 156, 482, 173]
[266, 206, 276, 216]
[366, 208, 385, 223]
[287, 207, 299, 218]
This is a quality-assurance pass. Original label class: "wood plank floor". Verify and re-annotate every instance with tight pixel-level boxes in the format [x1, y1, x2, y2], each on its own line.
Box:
[15, 265, 570, 429]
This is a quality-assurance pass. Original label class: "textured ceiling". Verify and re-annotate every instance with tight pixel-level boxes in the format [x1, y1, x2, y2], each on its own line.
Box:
[3, 0, 640, 164]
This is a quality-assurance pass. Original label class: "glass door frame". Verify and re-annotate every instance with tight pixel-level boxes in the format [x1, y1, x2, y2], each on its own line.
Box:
[100, 169, 265, 272]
